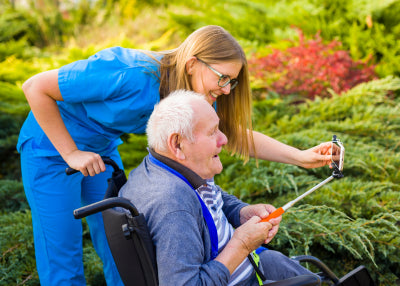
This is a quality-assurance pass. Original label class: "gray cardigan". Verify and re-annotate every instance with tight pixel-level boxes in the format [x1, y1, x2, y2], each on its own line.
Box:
[118, 150, 256, 286]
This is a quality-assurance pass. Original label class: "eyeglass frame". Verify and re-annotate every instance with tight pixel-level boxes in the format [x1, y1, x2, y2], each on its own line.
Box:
[196, 58, 239, 90]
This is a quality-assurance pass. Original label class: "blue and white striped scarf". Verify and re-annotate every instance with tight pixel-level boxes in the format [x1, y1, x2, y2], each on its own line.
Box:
[196, 179, 254, 285]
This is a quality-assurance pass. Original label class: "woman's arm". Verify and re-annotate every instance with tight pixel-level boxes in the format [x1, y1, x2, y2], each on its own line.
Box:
[22, 70, 105, 176]
[250, 130, 332, 169]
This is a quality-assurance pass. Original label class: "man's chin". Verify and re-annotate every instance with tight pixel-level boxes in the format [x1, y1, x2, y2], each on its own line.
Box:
[213, 160, 223, 174]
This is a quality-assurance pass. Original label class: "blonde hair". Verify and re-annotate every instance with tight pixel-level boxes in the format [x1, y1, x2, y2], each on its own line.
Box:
[158, 25, 255, 161]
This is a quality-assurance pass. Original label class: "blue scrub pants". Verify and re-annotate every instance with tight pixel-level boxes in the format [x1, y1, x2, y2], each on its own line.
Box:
[20, 142, 124, 286]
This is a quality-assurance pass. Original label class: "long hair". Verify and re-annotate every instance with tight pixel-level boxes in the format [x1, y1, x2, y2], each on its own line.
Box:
[157, 25, 254, 161]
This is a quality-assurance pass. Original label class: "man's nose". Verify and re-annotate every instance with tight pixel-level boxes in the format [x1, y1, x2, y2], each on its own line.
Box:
[218, 131, 228, 147]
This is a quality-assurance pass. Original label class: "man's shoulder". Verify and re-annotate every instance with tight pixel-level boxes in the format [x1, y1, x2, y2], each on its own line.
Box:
[128, 157, 191, 188]
[120, 157, 199, 209]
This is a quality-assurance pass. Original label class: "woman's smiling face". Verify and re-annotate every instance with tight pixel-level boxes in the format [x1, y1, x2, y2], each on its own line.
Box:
[188, 58, 242, 105]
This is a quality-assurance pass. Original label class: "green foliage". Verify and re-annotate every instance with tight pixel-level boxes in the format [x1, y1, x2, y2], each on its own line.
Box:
[217, 76, 400, 284]
[164, 0, 400, 78]
[289, 0, 400, 78]
[0, 180, 28, 212]
[166, 0, 276, 44]
[82, 239, 107, 286]
[0, 81, 28, 113]
[118, 134, 148, 175]
[0, 38, 39, 62]
[0, 81, 29, 180]
[0, 210, 108, 286]
[0, 211, 39, 286]
[0, 9, 43, 61]
[271, 205, 400, 282]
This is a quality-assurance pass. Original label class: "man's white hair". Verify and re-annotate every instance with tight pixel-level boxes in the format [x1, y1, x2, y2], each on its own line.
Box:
[146, 90, 206, 152]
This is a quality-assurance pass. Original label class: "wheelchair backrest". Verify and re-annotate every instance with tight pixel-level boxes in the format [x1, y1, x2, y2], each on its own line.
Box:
[102, 207, 158, 286]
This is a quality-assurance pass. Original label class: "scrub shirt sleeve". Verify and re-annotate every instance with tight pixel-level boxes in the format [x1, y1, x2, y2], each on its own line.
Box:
[57, 48, 161, 134]
[58, 50, 128, 103]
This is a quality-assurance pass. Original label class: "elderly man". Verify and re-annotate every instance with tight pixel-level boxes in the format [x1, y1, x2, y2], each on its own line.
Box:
[118, 90, 320, 286]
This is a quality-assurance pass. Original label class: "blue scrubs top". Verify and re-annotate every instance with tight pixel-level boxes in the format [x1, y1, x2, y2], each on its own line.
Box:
[17, 47, 161, 157]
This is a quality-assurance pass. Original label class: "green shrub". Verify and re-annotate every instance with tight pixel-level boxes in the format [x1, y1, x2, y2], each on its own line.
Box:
[217, 76, 400, 285]
[118, 134, 148, 174]
[0, 81, 29, 180]
[164, 0, 400, 79]
[0, 180, 27, 212]
[0, 211, 38, 286]
[0, 209, 107, 286]
[0, 57, 43, 84]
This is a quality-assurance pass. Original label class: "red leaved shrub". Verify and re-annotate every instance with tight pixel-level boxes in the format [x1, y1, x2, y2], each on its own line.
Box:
[248, 29, 377, 99]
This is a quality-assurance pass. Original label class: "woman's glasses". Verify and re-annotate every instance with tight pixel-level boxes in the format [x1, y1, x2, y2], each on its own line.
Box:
[197, 58, 239, 90]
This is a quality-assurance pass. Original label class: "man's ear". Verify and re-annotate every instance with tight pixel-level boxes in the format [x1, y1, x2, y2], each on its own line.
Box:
[168, 133, 185, 160]
[185, 56, 197, 75]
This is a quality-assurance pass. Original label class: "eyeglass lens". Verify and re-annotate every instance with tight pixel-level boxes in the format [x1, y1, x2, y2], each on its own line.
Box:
[199, 58, 239, 90]
[219, 76, 238, 89]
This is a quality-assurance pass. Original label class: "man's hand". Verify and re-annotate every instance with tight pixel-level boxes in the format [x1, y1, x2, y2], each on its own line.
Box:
[216, 216, 272, 274]
[230, 216, 272, 253]
[240, 204, 282, 244]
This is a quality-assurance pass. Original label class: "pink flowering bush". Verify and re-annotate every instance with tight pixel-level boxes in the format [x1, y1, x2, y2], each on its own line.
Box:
[248, 29, 377, 99]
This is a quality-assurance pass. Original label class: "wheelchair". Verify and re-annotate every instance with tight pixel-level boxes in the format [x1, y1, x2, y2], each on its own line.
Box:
[69, 157, 375, 286]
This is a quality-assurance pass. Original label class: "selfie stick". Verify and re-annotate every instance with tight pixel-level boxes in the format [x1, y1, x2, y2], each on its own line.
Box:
[260, 169, 343, 223]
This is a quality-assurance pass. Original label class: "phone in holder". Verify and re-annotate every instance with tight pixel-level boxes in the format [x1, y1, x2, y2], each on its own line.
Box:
[261, 134, 346, 222]
[331, 135, 345, 173]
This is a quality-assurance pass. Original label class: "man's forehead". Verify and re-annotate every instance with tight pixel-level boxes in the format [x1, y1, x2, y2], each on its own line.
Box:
[194, 113, 219, 131]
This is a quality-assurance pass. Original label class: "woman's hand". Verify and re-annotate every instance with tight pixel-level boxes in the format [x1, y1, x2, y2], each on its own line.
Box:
[240, 204, 281, 244]
[297, 142, 333, 169]
[64, 150, 106, 176]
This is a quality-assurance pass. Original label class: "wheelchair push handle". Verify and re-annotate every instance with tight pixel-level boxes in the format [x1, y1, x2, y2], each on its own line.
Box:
[65, 156, 122, 175]
[73, 197, 139, 219]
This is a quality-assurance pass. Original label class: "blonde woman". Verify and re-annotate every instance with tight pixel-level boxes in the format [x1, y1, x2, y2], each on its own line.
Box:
[19, 25, 332, 285]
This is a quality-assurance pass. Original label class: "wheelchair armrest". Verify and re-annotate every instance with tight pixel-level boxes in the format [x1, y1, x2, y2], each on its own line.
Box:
[263, 274, 320, 286]
[291, 255, 339, 283]
[73, 197, 139, 219]
[336, 265, 375, 286]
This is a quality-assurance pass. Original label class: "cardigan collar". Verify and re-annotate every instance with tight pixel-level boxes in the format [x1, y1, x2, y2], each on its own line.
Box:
[148, 148, 207, 189]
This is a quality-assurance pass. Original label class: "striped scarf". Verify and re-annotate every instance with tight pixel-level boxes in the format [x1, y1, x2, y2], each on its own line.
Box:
[197, 180, 254, 285]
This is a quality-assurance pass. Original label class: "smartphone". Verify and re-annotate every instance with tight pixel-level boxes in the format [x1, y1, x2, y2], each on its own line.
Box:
[331, 135, 345, 172]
